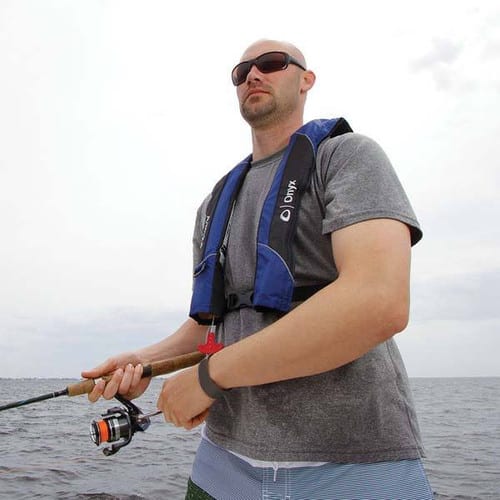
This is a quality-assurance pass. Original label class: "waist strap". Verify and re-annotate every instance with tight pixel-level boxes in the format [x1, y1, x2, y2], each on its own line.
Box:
[226, 283, 330, 312]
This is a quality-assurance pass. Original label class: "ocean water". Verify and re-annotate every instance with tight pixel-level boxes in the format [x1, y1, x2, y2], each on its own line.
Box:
[0, 377, 498, 499]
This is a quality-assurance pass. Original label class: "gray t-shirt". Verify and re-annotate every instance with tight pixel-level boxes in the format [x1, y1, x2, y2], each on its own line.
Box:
[192, 132, 424, 463]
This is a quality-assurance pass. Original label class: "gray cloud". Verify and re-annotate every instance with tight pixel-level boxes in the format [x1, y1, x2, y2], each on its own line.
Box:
[409, 37, 484, 92]
[412, 38, 463, 71]
[397, 320, 500, 378]
[411, 270, 500, 322]
[411, 38, 463, 72]
[0, 307, 189, 378]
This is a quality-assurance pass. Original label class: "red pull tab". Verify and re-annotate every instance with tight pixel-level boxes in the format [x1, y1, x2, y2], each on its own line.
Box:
[198, 332, 224, 355]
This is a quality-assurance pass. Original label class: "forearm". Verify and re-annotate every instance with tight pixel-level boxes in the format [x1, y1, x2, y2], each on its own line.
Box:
[136, 318, 207, 364]
[209, 219, 412, 389]
[210, 274, 408, 389]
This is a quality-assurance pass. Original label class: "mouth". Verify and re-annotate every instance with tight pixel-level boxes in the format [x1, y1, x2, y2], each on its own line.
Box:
[245, 88, 270, 101]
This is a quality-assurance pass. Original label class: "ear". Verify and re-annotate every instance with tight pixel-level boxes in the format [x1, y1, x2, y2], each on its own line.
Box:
[300, 70, 316, 94]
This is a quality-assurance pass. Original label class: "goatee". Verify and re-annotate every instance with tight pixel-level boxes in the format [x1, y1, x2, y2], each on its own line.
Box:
[240, 98, 278, 129]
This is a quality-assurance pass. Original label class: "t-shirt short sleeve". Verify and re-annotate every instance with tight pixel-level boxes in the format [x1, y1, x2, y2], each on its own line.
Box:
[317, 133, 423, 246]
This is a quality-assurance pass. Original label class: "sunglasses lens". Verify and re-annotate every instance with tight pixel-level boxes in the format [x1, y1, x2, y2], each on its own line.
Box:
[232, 62, 251, 86]
[256, 52, 288, 73]
[232, 52, 289, 85]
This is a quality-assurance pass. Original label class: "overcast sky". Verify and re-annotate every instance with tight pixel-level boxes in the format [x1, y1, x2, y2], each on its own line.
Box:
[0, 0, 499, 378]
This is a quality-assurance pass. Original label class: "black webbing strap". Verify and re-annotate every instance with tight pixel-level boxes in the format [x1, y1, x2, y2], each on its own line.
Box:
[226, 283, 330, 312]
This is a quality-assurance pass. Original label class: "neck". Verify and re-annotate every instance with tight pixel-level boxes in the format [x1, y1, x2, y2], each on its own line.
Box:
[251, 117, 303, 161]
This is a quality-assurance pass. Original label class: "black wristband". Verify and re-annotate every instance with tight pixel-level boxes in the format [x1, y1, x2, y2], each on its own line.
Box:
[198, 356, 226, 399]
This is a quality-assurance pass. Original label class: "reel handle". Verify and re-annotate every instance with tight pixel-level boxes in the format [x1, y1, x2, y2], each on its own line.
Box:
[67, 350, 205, 397]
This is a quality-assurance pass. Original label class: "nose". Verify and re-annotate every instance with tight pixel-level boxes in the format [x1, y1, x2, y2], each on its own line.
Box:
[245, 63, 262, 83]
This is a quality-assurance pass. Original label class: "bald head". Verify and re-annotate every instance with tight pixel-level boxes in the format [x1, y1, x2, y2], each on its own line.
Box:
[240, 39, 307, 69]
[234, 39, 315, 146]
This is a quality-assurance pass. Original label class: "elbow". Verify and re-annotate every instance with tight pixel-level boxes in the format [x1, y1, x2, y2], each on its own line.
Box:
[387, 305, 410, 335]
[373, 288, 410, 341]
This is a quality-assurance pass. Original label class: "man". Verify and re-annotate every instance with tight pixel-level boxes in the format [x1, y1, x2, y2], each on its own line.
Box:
[83, 40, 433, 499]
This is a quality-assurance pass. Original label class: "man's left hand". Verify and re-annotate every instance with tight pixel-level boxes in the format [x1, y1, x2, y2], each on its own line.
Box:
[157, 365, 214, 430]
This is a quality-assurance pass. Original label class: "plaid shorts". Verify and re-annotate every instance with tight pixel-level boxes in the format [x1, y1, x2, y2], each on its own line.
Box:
[188, 438, 434, 500]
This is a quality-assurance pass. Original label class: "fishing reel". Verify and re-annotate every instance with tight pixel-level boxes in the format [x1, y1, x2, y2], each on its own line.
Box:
[90, 394, 157, 456]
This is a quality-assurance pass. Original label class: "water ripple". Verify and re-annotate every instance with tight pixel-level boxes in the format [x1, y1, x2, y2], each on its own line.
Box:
[1, 377, 498, 499]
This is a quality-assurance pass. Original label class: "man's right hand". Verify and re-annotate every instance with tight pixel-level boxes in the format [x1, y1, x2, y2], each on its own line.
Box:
[81, 352, 151, 402]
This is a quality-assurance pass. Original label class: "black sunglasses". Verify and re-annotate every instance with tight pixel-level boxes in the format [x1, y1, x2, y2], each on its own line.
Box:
[231, 51, 307, 86]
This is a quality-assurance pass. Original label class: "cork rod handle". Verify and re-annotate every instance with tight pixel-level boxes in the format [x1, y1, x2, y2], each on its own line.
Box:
[66, 351, 205, 397]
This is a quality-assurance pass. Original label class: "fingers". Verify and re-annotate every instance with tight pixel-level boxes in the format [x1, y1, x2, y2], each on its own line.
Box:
[158, 404, 209, 430]
[130, 363, 144, 390]
[81, 358, 117, 380]
[85, 362, 145, 402]
[102, 368, 124, 400]
[184, 409, 209, 430]
[156, 373, 211, 430]
[87, 378, 106, 403]
[157, 390, 178, 426]
[157, 403, 182, 428]
[119, 363, 142, 395]
[86, 368, 122, 402]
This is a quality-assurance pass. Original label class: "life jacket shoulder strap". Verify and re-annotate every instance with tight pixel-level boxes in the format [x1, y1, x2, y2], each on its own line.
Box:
[252, 118, 352, 313]
[191, 157, 251, 323]
[190, 118, 353, 324]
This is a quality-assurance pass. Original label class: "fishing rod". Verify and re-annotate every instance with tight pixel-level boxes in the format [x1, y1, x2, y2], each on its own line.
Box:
[1, 334, 222, 455]
[0, 351, 205, 412]
[0, 351, 205, 455]
[88, 332, 222, 455]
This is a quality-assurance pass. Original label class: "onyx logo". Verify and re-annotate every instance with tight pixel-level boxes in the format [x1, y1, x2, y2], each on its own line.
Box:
[279, 180, 297, 222]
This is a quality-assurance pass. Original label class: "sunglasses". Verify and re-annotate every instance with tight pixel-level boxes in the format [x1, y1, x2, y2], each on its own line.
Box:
[231, 51, 307, 86]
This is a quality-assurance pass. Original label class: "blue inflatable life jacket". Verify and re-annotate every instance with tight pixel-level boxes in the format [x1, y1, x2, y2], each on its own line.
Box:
[189, 118, 353, 324]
